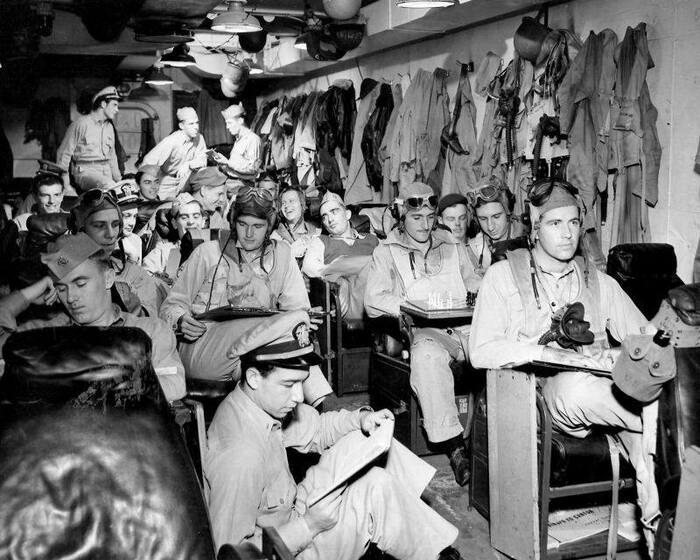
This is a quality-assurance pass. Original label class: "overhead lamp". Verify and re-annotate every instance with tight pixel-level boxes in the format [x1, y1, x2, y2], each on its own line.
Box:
[144, 66, 173, 86]
[294, 32, 311, 50]
[211, 1, 262, 33]
[160, 44, 196, 67]
[396, 0, 457, 7]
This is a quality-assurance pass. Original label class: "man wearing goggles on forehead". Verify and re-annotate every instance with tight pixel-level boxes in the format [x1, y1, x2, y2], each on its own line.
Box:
[160, 184, 332, 406]
[470, 178, 664, 546]
[465, 176, 526, 278]
[365, 182, 481, 486]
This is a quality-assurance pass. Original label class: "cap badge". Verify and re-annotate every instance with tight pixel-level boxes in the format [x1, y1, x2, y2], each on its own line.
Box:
[293, 322, 310, 348]
[56, 256, 69, 266]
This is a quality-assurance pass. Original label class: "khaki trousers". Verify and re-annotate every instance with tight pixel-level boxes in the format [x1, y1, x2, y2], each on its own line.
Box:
[296, 431, 458, 560]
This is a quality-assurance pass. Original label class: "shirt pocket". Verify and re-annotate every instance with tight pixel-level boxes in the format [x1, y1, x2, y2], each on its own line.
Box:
[263, 471, 296, 512]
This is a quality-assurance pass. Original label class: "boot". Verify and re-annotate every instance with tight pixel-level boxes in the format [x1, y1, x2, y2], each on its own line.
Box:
[438, 546, 464, 560]
[446, 437, 470, 486]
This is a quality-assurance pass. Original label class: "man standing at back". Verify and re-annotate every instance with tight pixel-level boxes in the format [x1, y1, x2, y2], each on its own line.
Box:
[57, 86, 122, 193]
[141, 107, 207, 200]
[365, 182, 480, 486]
[210, 104, 261, 195]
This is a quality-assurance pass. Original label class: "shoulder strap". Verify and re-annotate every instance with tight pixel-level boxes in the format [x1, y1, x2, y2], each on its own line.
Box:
[507, 248, 538, 310]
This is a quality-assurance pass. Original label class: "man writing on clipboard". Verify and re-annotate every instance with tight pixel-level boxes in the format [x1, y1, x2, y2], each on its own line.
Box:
[159, 185, 332, 406]
[205, 310, 463, 560]
[209, 103, 262, 196]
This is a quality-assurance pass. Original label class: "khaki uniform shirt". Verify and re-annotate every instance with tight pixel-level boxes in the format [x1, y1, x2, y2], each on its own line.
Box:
[0, 294, 185, 401]
[227, 127, 262, 181]
[56, 113, 120, 181]
[468, 256, 649, 369]
[141, 130, 207, 180]
[205, 385, 364, 550]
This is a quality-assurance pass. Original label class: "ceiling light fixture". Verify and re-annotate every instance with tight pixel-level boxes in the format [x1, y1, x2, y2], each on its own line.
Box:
[160, 43, 196, 67]
[294, 32, 310, 50]
[144, 65, 173, 86]
[244, 58, 263, 75]
[211, 0, 262, 33]
[395, 0, 457, 8]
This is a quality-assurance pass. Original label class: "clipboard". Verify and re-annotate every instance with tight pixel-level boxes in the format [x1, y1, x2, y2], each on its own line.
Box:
[193, 305, 279, 322]
[510, 359, 613, 377]
[306, 419, 394, 507]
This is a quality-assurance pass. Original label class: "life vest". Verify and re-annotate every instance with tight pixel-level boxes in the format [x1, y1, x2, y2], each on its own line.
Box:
[505, 248, 602, 340]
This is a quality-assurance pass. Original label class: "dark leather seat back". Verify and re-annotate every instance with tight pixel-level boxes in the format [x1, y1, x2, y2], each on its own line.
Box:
[0, 326, 216, 560]
[607, 243, 683, 319]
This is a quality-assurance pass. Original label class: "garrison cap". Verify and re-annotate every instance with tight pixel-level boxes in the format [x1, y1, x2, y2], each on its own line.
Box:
[228, 310, 322, 370]
[92, 86, 121, 105]
[41, 233, 103, 280]
[319, 191, 345, 213]
[176, 106, 198, 122]
[188, 167, 228, 192]
[221, 103, 246, 120]
[170, 192, 200, 218]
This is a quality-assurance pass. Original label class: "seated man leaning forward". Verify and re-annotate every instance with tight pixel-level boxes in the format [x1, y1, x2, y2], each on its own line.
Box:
[159, 185, 331, 404]
[0, 233, 185, 402]
[205, 310, 462, 560]
[302, 192, 379, 319]
[364, 181, 480, 486]
[70, 188, 160, 318]
[465, 175, 526, 278]
[469, 178, 661, 539]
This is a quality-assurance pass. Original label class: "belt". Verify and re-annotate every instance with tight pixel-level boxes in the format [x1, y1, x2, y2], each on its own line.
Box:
[73, 159, 110, 164]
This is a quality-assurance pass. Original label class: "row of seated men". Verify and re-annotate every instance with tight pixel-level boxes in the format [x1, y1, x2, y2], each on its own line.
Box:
[0, 167, 668, 558]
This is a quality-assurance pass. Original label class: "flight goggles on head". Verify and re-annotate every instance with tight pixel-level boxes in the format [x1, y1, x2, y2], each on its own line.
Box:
[467, 176, 507, 207]
[236, 185, 275, 205]
[81, 187, 118, 208]
[397, 195, 438, 210]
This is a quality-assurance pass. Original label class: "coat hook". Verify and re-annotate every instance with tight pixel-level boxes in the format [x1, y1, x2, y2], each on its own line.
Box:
[456, 60, 475, 72]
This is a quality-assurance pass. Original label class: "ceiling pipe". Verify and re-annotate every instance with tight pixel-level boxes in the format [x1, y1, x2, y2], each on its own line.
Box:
[210, 3, 327, 19]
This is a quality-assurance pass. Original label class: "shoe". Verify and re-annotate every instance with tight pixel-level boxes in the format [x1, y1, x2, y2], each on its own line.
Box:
[448, 445, 471, 487]
[438, 546, 464, 560]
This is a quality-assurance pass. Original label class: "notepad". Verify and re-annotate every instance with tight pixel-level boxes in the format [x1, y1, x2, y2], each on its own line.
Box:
[306, 418, 394, 507]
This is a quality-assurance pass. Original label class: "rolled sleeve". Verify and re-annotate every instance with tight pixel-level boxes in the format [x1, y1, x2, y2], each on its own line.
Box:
[301, 238, 326, 278]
